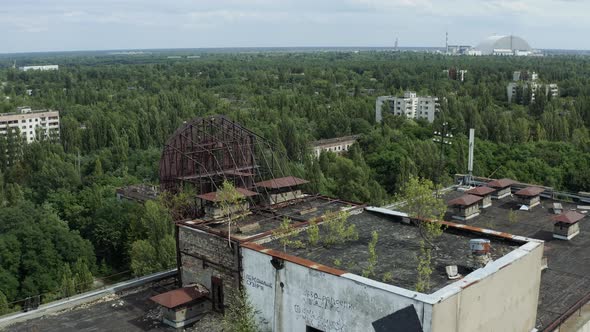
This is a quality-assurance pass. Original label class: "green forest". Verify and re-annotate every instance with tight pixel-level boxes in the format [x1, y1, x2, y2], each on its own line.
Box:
[1, 51, 590, 312]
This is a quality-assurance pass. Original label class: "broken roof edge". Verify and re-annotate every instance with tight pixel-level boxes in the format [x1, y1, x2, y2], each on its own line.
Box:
[178, 195, 366, 243]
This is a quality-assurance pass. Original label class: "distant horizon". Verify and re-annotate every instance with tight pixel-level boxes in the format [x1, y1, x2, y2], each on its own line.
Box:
[2, 45, 589, 57]
[4, 0, 590, 53]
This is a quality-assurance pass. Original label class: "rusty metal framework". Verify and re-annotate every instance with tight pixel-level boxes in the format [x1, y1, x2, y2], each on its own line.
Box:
[159, 115, 281, 206]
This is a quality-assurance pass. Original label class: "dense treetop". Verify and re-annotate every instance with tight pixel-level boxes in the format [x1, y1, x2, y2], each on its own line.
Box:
[1, 51, 590, 309]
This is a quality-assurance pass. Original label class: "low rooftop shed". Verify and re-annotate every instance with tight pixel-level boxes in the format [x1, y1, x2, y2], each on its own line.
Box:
[514, 187, 544, 209]
[448, 194, 483, 220]
[487, 178, 516, 199]
[552, 211, 585, 240]
[465, 186, 495, 208]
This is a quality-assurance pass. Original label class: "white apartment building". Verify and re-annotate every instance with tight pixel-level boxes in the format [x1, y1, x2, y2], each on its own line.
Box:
[376, 91, 439, 123]
[18, 65, 59, 72]
[507, 71, 558, 103]
[0, 107, 60, 143]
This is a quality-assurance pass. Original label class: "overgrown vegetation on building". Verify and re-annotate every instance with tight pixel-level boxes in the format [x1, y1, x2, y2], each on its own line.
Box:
[362, 231, 379, 278]
[323, 211, 359, 246]
[395, 176, 446, 292]
[222, 288, 259, 332]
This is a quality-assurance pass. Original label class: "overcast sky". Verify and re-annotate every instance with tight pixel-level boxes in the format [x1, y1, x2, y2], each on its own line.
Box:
[1, 0, 588, 53]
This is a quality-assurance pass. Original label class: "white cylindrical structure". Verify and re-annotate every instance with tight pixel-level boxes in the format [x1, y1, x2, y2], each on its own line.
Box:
[468, 128, 475, 173]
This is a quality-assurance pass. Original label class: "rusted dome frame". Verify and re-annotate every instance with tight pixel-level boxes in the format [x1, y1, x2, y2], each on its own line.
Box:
[161, 115, 268, 190]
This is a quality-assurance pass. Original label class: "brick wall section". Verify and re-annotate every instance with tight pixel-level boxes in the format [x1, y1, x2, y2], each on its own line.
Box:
[178, 226, 240, 306]
[179, 226, 238, 268]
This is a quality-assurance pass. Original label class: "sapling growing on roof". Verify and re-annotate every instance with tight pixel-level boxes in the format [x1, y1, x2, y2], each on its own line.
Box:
[217, 180, 248, 246]
[272, 217, 305, 252]
[394, 176, 446, 293]
[322, 211, 359, 246]
[362, 231, 379, 278]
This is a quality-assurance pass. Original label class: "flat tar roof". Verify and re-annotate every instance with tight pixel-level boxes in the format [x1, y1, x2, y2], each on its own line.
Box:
[262, 210, 520, 293]
[5, 279, 222, 332]
[443, 189, 590, 330]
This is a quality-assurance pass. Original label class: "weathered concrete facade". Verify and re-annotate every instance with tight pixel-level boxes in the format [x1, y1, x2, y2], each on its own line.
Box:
[430, 241, 543, 332]
[178, 225, 240, 308]
[241, 239, 543, 332]
[241, 244, 433, 332]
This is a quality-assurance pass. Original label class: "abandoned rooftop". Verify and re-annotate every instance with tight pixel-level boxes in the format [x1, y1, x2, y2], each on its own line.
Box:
[259, 209, 520, 292]
[180, 195, 359, 241]
[444, 179, 590, 331]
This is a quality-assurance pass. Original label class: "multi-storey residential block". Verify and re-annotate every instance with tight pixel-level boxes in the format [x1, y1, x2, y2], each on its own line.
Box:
[507, 71, 558, 103]
[376, 91, 439, 123]
[0, 107, 60, 143]
[444, 68, 467, 82]
[18, 65, 59, 71]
